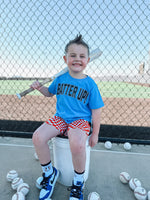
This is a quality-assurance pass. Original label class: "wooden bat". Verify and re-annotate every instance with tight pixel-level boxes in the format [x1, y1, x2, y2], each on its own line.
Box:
[16, 48, 102, 99]
[125, 82, 150, 87]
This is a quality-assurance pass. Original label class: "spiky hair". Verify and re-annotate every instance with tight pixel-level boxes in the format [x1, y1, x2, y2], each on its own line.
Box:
[65, 34, 89, 55]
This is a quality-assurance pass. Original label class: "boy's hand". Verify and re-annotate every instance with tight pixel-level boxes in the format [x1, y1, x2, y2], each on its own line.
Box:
[89, 134, 98, 148]
[30, 81, 42, 91]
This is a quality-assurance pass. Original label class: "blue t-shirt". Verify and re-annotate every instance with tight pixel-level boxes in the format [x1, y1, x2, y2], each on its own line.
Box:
[48, 72, 104, 123]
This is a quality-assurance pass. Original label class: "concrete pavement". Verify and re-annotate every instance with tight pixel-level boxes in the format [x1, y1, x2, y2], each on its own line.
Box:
[1, 136, 150, 200]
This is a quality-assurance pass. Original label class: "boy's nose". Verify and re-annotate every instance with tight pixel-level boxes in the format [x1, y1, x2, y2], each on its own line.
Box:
[76, 55, 80, 60]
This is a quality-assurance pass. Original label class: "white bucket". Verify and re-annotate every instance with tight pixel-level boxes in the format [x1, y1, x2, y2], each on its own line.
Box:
[52, 136, 91, 186]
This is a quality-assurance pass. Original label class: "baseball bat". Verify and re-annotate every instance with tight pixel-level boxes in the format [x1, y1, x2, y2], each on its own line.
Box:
[16, 48, 102, 99]
[125, 82, 150, 87]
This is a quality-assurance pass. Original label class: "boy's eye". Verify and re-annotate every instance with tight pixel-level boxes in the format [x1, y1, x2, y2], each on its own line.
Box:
[70, 54, 86, 58]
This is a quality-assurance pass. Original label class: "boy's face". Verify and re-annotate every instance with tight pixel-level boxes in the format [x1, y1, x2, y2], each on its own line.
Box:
[63, 44, 90, 74]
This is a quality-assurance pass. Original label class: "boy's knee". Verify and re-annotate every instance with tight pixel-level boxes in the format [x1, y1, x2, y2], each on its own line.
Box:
[32, 130, 42, 146]
[70, 139, 85, 154]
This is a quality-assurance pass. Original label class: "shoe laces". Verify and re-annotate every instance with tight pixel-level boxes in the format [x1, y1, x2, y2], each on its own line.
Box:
[41, 174, 50, 190]
[70, 184, 82, 198]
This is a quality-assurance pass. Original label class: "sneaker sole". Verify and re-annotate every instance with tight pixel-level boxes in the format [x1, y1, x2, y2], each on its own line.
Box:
[69, 197, 84, 200]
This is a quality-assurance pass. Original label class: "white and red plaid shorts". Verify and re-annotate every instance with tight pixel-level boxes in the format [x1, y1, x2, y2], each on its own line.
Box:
[46, 116, 90, 136]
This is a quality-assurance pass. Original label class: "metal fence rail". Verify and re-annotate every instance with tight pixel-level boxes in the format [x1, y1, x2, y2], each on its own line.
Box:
[0, 1, 150, 136]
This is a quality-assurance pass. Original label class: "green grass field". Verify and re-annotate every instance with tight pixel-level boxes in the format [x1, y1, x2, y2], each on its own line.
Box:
[0, 80, 150, 98]
[97, 81, 150, 98]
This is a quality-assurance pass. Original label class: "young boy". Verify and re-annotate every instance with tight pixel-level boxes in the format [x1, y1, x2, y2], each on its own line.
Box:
[31, 35, 104, 200]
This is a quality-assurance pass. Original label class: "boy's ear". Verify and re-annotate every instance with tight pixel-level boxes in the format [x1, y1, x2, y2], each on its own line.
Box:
[87, 57, 90, 63]
[63, 55, 67, 63]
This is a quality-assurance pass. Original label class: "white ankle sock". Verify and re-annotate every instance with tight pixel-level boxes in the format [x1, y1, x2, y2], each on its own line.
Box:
[41, 161, 53, 177]
[73, 171, 84, 185]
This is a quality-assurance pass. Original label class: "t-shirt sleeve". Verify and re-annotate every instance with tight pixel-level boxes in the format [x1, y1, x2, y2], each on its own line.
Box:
[48, 78, 57, 94]
[88, 84, 104, 109]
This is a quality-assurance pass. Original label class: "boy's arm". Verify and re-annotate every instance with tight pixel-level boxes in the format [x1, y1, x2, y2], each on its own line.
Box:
[89, 108, 101, 147]
[30, 81, 54, 97]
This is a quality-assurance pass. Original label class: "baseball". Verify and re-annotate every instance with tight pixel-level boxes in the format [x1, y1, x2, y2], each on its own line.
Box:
[88, 192, 101, 200]
[119, 172, 131, 183]
[6, 170, 18, 182]
[11, 177, 24, 190]
[34, 152, 39, 160]
[123, 142, 131, 150]
[17, 183, 30, 196]
[129, 178, 141, 190]
[104, 141, 112, 149]
[12, 192, 25, 200]
[134, 186, 147, 200]
[147, 191, 150, 200]
[36, 176, 43, 189]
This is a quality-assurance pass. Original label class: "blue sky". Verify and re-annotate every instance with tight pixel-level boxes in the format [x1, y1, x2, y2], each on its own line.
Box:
[0, 0, 150, 77]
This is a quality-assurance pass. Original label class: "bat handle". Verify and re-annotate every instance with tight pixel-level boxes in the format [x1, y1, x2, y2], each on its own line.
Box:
[16, 87, 34, 99]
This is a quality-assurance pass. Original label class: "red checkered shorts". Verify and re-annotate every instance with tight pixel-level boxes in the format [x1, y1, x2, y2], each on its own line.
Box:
[46, 116, 90, 136]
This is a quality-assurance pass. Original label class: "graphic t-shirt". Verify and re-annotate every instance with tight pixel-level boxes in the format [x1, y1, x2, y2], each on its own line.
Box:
[48, 72, 104, 123]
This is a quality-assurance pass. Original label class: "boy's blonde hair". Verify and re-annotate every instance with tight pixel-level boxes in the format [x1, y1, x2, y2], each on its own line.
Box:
[65, 34, 89, 56]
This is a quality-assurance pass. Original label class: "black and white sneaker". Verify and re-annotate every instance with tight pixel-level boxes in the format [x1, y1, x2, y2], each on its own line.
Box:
[69, 181, 84, 200]
[39, 167, 59, 200]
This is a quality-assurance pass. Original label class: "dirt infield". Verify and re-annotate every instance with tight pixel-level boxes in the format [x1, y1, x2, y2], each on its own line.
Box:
[0, 95, 149, 127]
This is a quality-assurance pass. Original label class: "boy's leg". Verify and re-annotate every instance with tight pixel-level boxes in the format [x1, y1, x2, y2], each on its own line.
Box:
[67, 120, 90, 200]
[32, 116, 67, 200]
[68, 127, 88, 173]
[32, 122, 60, 165]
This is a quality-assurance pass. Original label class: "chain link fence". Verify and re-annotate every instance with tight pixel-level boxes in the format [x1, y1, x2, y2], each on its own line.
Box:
[0, 1, 150, 137]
